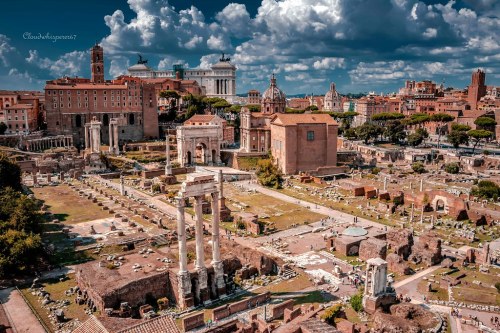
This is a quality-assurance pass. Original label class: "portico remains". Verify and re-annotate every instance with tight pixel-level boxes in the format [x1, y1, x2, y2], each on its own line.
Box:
[176, 173, 225, 309]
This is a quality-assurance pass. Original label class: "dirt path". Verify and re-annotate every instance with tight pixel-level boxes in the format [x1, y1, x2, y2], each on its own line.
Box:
[0, 288, 46, 332]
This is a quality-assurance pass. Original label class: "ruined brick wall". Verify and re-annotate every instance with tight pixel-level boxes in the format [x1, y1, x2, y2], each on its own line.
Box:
[270, 299, 294, 320]
[409, 232, 442, 266]
[386, 229, 413, 260]
[100, 271, 171, 311]
[182, 312, 204, 331]
[359, 238, 387, 261]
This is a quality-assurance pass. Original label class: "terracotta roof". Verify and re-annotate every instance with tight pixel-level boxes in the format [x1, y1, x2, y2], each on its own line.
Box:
[184, 114, 216, 124]
[271, 113, 337, 126]
[73, 316, 110, 333]
[117, 315, 180, 333]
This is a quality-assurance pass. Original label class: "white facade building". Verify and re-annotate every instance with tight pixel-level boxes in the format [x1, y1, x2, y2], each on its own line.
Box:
[128, 54, 237, 102]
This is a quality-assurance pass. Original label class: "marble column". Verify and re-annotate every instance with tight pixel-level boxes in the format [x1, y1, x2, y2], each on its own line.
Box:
[165, 135, 172, 176]
[176, 196, 192, 308]
[120, 175, 125, 196]
[194, 196, 205, 270]
[211, 191, 226, 296]
[84, 125, 90, 149]
[194, 195, 209, 303]
[420, 179, 424, 192]
[113, 121, 119, 154]
[109, 123, 114, 153]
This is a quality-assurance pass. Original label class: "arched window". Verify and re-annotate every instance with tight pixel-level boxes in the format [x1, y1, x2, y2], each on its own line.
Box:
[103, 114, 109, 126]
[75, 114, 82, 128]
[129, 113, 135, 125]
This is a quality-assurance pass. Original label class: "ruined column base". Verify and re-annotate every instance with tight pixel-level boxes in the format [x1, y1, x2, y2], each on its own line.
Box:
[362, 293, 397, 314]
[212, 261, 227, 298]
[162, 175, 177, 185]
[196, 267, 210, 305]
[177, 271, 194, 309]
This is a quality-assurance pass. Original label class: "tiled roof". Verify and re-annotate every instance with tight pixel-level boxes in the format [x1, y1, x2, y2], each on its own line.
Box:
[271, 113, 337, 126]
[184, 115, 216, 124]
[117, 315, 180, 333]
[73, 316, 110, 333]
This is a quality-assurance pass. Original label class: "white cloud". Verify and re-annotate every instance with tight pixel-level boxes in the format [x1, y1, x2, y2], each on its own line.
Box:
[215, 3, 252, 38]
[423, 28, 437, 38]
[26, 49, 88, 77]
[198, 54, 220, 69]
[0, 34, 16, 67]
[313, 57, 345, 70]
[283, 63, 309, 72]
[157, 56, 189, 70]
[108, 56, 129, 78]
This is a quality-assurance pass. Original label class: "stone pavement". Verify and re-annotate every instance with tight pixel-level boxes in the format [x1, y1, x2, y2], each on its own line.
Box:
[0, 287, 46, 332]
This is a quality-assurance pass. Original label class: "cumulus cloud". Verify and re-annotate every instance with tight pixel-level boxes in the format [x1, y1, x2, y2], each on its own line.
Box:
[26, 49, 88, 77]
[313, 57, 345, 70]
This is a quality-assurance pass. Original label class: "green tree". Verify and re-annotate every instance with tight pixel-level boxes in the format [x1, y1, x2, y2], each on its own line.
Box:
[305, 105, 319, 111]
[407, 128, 429, 147]
[350, 292, 363, 312]
[451, 123, 471, 132]
[468, 129, 493, 154]
[444, 162, 460, 174]
[412, 161, 426, 174]
[447, 129, 469, 151]
[474, 116, 497, 131]
[430, 113, 455, 148]
[371, 112, 405, 124]
[331, 111, 358, 131]
[404, 113, 430, 127]
[247, 105, 261, 112]
[355, 123, 383, 144]
[256, 159, 283, 189]
[471, 180, 500, 200]
[321, 304, 343, 324]
[344, 127, 358, 140]
[0, 153, 22, 191]
[383, 120, 406, 144]
[0, 122, 6, 135]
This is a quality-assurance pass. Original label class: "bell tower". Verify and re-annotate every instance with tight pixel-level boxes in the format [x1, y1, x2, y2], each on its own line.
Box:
[90, 43, 104, 83]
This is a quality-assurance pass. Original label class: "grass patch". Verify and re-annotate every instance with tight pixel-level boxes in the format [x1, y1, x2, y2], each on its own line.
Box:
[33, 185, 109, 224]
[225, 185, 326, 231]
[20, 274, 89, 333]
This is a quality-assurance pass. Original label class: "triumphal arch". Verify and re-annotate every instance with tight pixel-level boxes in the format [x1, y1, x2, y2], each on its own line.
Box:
[176, 117, 223, 167]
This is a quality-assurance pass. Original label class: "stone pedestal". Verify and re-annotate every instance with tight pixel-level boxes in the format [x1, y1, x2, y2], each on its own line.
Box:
[363, 293, 397, 314]
[212, 261, 226, 297]
[177, 271, 194, 309]
[196, 267, 210, 304]
[162, 175, 177, 185]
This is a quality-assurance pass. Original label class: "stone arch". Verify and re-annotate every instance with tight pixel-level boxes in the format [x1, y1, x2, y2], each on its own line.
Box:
[186, 151, 192, 165]
[435, 199, 445, 212]
[129, 113, 135, 125]
[196, 141, 208, 164]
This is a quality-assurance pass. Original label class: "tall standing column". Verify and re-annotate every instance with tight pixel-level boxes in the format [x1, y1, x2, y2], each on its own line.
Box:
[194, 196, 205, 270]
[194, 195, 209, 304]
[113, 122, 119, 153]
[211, 191, 226, 296]
[84, 125, 89, 149]
[165, 135, 172, 176]
[176, 196, 192, 309]
[109, 123, 114, 153]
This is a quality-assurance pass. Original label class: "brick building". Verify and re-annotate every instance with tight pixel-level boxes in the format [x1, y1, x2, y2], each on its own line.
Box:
[0, 91, 43, 134]
[247, 90, 261, 105]
[45, 44, 159, 148]
[468, 69, 487, 111]
[270, 113, 338, 174]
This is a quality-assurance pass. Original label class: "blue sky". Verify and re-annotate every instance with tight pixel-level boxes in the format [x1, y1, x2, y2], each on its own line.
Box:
[0, 0, 498, 95]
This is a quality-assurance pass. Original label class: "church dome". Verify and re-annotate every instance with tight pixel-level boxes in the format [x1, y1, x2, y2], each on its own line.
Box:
[262, 74, 286, 101]
[128, 63, 152, 71]
[325, 82, 341, 100]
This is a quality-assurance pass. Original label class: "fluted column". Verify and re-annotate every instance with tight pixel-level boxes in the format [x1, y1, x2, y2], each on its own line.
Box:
[211, 192, 221, 263]
[176, 197, 188, 273]
[194, 196, 205, 270]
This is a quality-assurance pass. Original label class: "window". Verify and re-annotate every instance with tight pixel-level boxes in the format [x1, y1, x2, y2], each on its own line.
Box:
[307, 131, 315, 141]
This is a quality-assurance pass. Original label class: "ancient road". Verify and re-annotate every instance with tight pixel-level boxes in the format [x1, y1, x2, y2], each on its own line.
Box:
[0, 288, 47, 332]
